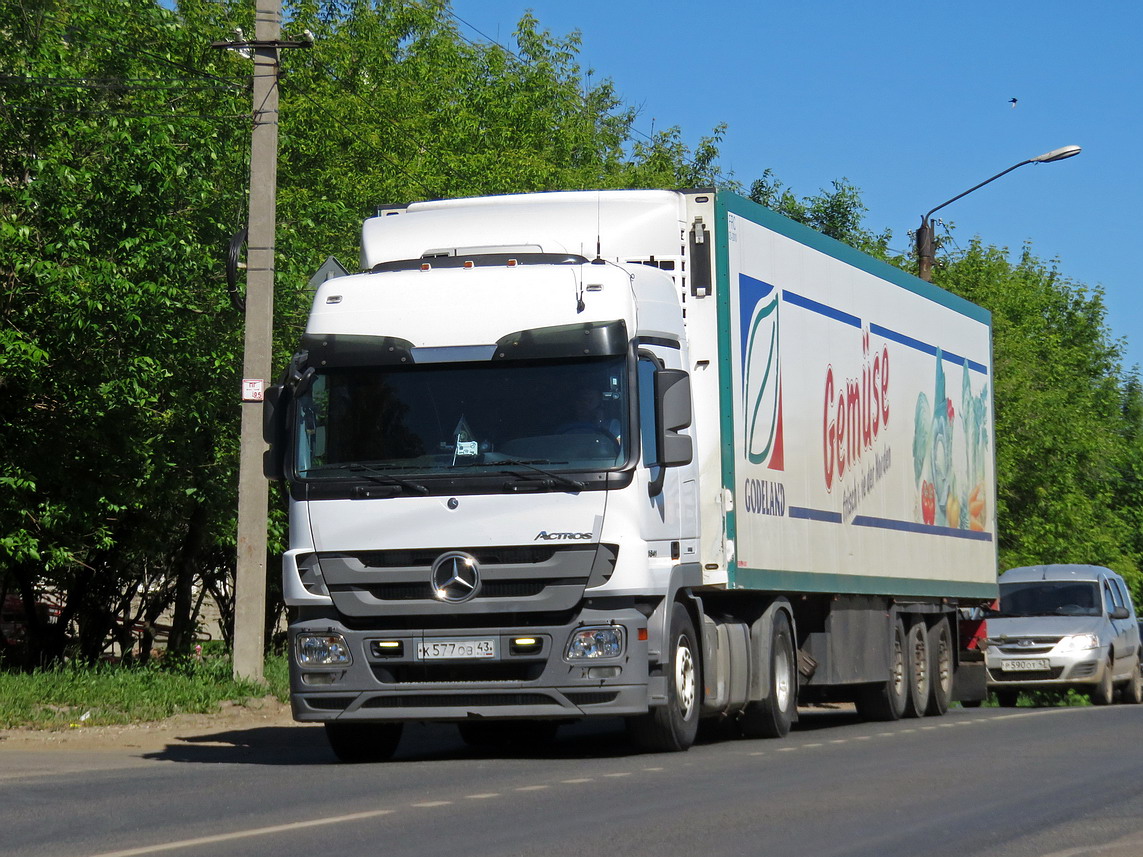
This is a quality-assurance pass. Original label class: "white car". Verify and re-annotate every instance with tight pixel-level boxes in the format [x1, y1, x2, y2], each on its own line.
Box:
[983, 564, 1143, 706]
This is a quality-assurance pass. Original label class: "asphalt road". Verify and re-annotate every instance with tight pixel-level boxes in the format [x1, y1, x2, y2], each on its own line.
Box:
[3, 704, 1142, 857]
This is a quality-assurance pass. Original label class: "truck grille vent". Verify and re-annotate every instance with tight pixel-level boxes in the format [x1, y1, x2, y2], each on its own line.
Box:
[361, 581, 551, 601]
[361, 693, 554, 709]
[564, 691, 619, 706]
[372, 663, 544, 684]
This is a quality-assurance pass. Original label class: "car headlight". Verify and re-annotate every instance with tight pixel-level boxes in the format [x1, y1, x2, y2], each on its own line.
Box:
[565, 625, 625, 659]
[1054, 633, 1100, 653]
[296, 633, 352, 666]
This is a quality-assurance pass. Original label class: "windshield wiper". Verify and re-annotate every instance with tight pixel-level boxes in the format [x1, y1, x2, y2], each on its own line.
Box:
[497, 458, 586, 492]
[341, 463, 429, 495]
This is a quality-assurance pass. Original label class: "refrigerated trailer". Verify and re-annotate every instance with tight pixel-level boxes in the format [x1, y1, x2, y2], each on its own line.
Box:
[264, 189, 998, 761]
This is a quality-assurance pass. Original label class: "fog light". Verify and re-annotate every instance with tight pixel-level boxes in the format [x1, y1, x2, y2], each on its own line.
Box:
[587, 666, 622, 679]
[565, 626, 625, 659]
[301, 672, 339, 686]
[296, 633, 352, 666]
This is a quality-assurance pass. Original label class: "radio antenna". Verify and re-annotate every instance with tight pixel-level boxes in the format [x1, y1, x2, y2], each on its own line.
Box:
[592, 190, 605, 265]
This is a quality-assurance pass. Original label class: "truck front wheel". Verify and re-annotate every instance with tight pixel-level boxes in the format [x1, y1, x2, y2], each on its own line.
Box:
[739, 611, 796, 739]
[627, 602, 700, 752]
[324, 722, 403, 763]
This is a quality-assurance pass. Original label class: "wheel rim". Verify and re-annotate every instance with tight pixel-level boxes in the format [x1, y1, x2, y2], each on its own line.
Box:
[912, 631, 928, 691]
[891, 635, 905, 698]
[774, 644, 792, 711]
[674, 635, 696, 720]
[936, 634, 952, 694]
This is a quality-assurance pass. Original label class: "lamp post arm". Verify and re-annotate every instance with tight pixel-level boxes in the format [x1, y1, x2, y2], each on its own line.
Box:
[923, 159, 1033, 222]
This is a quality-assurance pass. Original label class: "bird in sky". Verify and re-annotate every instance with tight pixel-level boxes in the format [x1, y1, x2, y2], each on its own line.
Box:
[1009, 97, 1018, 108]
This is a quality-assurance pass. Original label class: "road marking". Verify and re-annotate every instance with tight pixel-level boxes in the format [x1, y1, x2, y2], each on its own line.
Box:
[88, 810, 396, 857]
[603, 772, 631, 778]
[515, 785, 549, 791]
[465, 793, 499, 799]
[803, 742, 823, 748]
[562, 777, 594, 783]
[411, 801, 452, 807]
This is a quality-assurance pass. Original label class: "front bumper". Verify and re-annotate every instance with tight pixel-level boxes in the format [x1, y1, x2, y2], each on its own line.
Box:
[984, 646, 1110, 689]
[288, 607, 655, 723]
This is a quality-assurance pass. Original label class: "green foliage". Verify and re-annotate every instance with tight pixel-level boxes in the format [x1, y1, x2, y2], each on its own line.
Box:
[936, 241, 1142, 599]
[0, 654, 288, 729]
[748, 168, 895, 260]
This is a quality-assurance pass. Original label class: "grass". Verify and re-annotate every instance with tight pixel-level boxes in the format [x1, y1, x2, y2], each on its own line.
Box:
[0, 653, 290, 730]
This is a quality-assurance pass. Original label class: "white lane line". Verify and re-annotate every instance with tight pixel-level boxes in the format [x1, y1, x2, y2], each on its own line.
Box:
[603, 772, 631, 778]
[411, 801, 452, 808]
[562, 777, 594, 783]
[515, 785, 549, 792]
[465, 793, 500, 800]
[88, 809, 396, 857]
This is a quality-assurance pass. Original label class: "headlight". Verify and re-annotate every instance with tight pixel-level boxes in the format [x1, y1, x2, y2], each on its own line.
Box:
[1054, 633, 1100, 653]
[296, 633, 352, 666]
[565, 625, 625, 659]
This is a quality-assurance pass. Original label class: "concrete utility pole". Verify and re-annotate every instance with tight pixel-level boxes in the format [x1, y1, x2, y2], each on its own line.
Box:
[232, 0, 282, 683]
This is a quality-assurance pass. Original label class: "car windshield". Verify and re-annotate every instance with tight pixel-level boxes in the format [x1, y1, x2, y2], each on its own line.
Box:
[293, 355, 628, 478]
[997, 580, 1103, 617]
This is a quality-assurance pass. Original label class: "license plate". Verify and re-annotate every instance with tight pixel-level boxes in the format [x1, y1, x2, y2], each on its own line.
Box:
[416, 638, 497, 660]
[1001, 658, 1050, 672]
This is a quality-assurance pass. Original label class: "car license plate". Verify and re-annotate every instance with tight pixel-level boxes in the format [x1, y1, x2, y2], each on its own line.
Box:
[1001, 658, 1050, 672]
[416, 638, 497, 660]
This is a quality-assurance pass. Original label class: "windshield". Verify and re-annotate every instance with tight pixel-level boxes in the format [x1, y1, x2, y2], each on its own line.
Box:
[997, 581, 1103, 617]
[293, 355, 628, 479]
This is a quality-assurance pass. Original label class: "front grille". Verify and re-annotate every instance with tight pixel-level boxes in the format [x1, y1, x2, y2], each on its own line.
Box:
[361, 693, 555, 709]
[362, 581, 551, 601]
[564, 691, 619, 706]
[372, 663, 544, 684]
[988, 667, 1065, 682]
[994, 637, 1062, 656]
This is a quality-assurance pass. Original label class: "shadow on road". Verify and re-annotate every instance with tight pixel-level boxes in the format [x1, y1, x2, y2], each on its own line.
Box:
[142, 705, 868, 766]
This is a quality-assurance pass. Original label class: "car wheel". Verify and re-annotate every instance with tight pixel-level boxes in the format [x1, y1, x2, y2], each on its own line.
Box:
[904, 621, 930, 718]
[627, 602, 700, 752]
[995, 689, 1019, 707]
[740, 611, 797, 739]
[925, 618, 953, 716]
[324, 721, 403, 763]
[1120, 657, 1143, 705]
[855, 617, 909, 721]
[1091, 659, 1115, 706]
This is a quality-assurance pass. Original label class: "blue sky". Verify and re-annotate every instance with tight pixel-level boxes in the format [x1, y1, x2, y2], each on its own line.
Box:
[450, 1, 1142, 373]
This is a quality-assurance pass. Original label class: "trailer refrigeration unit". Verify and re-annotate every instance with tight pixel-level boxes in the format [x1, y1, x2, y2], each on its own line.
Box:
[264, 189, 999, 761]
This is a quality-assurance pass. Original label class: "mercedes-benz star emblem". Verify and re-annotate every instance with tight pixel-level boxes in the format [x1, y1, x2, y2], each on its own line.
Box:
[430, 551, 480, 603]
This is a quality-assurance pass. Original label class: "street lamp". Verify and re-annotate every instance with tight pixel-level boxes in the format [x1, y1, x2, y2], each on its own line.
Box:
[916, 144, 1081, 282]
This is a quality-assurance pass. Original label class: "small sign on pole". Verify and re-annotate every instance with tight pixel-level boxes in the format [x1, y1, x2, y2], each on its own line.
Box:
[242, 378, 266, 402]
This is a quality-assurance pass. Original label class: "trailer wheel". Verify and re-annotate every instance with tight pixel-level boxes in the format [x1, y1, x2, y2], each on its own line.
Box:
[627, 602, 700, 752]
[904, 621, 930, 718]
[925, 618, 953, 716]
[740, 611, 796, 739]
[324, 722, 403, 763]
[855, 617, 908, 721]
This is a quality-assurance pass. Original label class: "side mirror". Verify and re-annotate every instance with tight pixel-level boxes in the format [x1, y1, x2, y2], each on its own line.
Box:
[262, 384, 289, 480]
[654, 368, 693, 468]
[1110, 606, 1130, 621]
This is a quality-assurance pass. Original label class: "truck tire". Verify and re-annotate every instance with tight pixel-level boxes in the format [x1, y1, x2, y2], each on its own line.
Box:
[1122, 657, 1143, 704]
[627, 602, 700, 752]
[904, 620, 930, 718]
[740, 611, 796, 739]
[324, 721, 403, 763]
[925, 618, 953, 716]
[1091, 659, 1115, 705]
[855, 617, 908, 721]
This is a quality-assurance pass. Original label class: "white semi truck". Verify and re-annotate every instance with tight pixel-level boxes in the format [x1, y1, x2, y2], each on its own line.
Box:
[264, 189, 998, 761]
